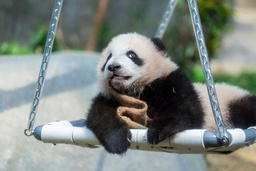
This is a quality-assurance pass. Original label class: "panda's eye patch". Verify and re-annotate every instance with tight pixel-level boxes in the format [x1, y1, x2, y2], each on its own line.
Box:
[101, 53, 112, 72]
[107, 53, 112, 60]
[126, 51, 137, 59]
[126, 50, 143, 66]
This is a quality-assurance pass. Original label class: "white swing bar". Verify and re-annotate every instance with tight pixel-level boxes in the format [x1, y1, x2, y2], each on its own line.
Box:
[33, 119, 256, 154]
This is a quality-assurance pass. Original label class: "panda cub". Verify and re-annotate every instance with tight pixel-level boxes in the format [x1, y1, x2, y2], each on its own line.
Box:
[86, 33, 256, 155]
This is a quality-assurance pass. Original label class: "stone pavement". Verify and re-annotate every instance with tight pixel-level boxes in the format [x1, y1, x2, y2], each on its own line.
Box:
[0, 52, 207, 171]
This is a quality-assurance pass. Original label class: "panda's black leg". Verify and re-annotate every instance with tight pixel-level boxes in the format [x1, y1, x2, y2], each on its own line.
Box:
[86, 94, 131, 155]
[87, 111, 131, 155]
[229, 95, 256, 129]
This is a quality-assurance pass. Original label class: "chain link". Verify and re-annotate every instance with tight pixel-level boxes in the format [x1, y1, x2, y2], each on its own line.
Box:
[187, 0, 229, 144]
[155, 0, 178, 39]
[24, 0, 63, 136]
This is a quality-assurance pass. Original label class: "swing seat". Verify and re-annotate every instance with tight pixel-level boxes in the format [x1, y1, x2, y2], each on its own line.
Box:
[33, 119, 256, 154]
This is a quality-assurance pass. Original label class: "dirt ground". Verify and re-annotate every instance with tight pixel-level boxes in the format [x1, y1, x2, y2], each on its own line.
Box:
[207, 144, 256, 171]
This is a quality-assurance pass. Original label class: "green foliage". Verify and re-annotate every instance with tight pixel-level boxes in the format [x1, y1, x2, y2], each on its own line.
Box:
[0, 42, 33, 55]
[198, 0, 233, 55]
[214, 72, 256, 95]
[29, 25, 62, 53]
[0, 25, 62, 55]
[96, 21, 114, 52]
[184, 65, 205, 82]
[185, 65, 256, 94]
[164, 0, 234, 68]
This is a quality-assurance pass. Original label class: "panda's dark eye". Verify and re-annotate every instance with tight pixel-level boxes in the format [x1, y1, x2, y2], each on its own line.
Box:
[126, 51, 137, 59]
[126, 50, 143, 66]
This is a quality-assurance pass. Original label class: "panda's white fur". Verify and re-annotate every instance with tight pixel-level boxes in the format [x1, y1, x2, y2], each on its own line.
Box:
[86, 32, 256, 155]
[194, 83, 250, 130]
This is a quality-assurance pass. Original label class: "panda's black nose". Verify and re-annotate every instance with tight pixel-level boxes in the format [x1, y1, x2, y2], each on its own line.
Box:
[107, 64, 121, 72]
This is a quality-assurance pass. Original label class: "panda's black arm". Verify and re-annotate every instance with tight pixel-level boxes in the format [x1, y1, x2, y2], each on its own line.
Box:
[85, 93, 131, 154]
[145, 69, 205, 144]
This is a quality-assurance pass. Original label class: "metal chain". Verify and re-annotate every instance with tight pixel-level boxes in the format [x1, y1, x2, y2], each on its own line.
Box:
[187, 0, 229, 144]
[155, 0, 178, 39]
[24, 0, 64, 136]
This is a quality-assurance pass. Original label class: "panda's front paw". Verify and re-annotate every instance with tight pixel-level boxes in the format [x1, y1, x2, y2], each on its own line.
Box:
[147, 127, 163, 145]
[103, 128, 131, 155]
[147, 124, 184, 145]
[147, 125, 176, 144]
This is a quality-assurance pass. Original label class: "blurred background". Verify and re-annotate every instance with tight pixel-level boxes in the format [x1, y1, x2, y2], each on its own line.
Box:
[0, 0, 235, 67]
[1, 0, 256, 88]
[0, 0, 256, 170]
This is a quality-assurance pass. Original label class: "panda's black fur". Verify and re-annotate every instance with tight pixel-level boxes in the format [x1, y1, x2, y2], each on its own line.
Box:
[86, 33, 256, 155]
[140, 68, 204, 144]
[229, 95, 256, 128]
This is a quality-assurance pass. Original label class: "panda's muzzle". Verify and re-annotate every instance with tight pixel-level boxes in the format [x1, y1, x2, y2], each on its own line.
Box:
[107, 63, 131, 80]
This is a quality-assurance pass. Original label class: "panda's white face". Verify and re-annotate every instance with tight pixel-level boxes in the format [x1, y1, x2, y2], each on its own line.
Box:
[98, 33, 178, 96]
[102, 50, 144, 93]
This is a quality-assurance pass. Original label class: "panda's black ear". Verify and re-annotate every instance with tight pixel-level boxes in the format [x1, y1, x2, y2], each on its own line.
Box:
[151, 38, 167, 55]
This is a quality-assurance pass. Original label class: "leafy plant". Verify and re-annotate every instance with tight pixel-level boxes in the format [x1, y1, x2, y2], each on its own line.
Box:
[214, 72, 256, 95]
[96, 21, 114, 52]
[185, 65, 256, 94]
[0, 42, 33, 55]
[0, 25, 62, 55]
[29, 25, 62, 53]
[164, 0, 234, 68]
